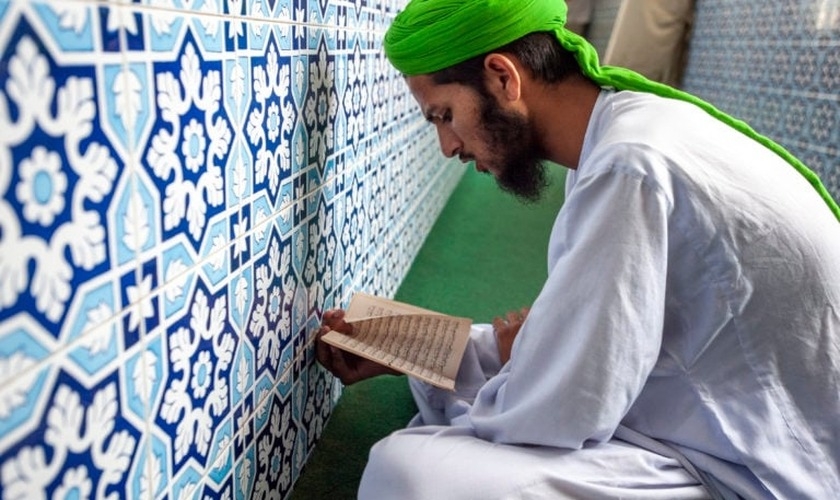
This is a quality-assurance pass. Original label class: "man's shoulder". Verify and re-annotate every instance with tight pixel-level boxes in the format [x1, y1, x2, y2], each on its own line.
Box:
[585, 90, 748, 170]
[600, 90, 714, 137]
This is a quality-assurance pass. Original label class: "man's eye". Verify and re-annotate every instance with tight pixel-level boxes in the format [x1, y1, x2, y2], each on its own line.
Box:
[427, 111, 452, 124]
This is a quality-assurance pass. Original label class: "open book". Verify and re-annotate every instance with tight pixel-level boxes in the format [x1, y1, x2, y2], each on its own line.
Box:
[320, 293, 472, 390]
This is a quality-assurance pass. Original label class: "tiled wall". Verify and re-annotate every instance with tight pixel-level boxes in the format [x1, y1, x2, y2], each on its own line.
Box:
[586, 0, 839, 200]
[682, 0, 840, 201]
[0, 0, 462, 498]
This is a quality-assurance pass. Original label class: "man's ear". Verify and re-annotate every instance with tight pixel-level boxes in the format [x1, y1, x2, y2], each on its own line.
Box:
[483, 53, 522, 102]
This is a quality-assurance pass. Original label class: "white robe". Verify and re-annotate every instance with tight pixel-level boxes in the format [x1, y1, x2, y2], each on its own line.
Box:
[359, 90, 840, 499]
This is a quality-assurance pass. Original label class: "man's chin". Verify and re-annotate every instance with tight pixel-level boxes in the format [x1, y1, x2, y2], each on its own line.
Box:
[496, 165, 547, 202]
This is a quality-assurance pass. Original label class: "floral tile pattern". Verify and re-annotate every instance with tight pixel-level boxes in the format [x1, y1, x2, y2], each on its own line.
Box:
[587, 0, 838, 201]
[0, 0, 463, 498]
[683, 0, 840, 201]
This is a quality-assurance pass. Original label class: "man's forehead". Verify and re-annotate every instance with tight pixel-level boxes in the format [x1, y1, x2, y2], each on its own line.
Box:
[405, 74, 461, 101]
[405, 75, 440, 109]
[405, 74, 435, 93]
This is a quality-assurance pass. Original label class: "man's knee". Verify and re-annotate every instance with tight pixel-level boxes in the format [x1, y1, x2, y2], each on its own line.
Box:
[359, 433, 428, 499]
[358, 429, 711, 500]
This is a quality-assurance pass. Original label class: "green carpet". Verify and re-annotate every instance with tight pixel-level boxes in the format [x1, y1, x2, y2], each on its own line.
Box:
[290, 166, 567, 499]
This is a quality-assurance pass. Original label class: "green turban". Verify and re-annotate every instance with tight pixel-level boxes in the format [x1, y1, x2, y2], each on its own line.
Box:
[383, 0, 840, 221]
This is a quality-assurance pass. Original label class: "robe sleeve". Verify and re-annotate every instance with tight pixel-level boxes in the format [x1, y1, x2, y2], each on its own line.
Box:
[408, 324, 504, 427]
[461, 162, 672, 449]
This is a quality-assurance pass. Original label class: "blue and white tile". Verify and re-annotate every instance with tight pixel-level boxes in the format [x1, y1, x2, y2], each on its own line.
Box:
[228, 196, 251, 273]
[137, 0, 188, 53]
[189, 9, 226, 56]
[28, 0, 100, 53]
[303, 29, 338, 168]
[276, 331, 297, 399]
[248, 390, 298, 498]
[249, 190, 276, 259]
[242, 0, 287, 20]
[206, 413, 235, 489]
[0, 0, 10, 25]
[1, 366, 143, 499]
[233, 435, 256, 499]
[273, 15, 295, 51]
[243, 28, 299, 210]
[345, 0, 369, 31]
[303, 194, 337, 314]
[231, 386, 255, 459]
[306, 0, 338, 28]
[122, 325, 168, 426]
[0, 314, 58, 451]
[126, 428, 171, 500]
[252, 373, 275, 433]
[684, 0, 840, 201]
[223, 0, 247, 52]
[196, 212, 232, 292]
[0, 0, 479, 497]
[182, 0, 225, 16]
[276, 177, 296, 236]
[290, 362, 310, 459]
[223, 53, 251, 128]
[244, 225, 297, 381]
[299, 361, 333, 453]
[159, 234, 200, 322]
[287, 1, 308, 51]
[152, 276, 239, 482]
[170, 460, 204, 499]
[0, 3, 125, 336]
[61, 303, 124, 387]
[245, 4, 271, 52]
[102, 58, 155, 160]
[118, 256, 165, 351]
[139, 31, 234, 257]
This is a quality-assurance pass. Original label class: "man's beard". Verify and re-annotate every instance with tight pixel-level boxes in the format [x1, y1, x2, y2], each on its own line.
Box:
[478, 92, 547, 202]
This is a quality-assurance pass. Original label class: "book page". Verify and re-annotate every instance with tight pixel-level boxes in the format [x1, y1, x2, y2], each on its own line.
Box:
[344, 292, 439, 319]
[321, 294, 472, 390]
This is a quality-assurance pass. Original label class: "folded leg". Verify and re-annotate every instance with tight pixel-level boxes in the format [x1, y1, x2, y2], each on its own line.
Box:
[359, 425, 710, 500]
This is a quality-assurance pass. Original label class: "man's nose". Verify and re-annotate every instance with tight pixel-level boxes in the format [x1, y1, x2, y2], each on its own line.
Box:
[436, 126, 462, 158]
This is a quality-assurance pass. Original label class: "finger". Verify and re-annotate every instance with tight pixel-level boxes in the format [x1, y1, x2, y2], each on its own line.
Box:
[316, 324, 330, 339]
[507, 311, 523, 328]
[329, 346, 356, 385]
[334, 315, 354, 335]
[492, 316, 507, 331]
[322, 309, 341, 328]
[325, 309, 355, 334]
[315, 326, 333, 369]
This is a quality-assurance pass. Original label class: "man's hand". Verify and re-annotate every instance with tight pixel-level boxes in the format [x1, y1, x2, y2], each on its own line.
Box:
[315, 309, 400, 385]
[493, 307, 529, 365]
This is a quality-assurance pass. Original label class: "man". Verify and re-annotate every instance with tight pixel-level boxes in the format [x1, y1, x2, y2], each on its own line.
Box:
[602, 0, 694, 87]
[316, 0, 840, 498]
[564, 0, 592, 36]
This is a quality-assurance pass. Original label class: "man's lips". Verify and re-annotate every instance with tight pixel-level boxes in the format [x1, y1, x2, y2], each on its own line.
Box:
[460, 156, 487, 173]
[471, 160, 490, 174]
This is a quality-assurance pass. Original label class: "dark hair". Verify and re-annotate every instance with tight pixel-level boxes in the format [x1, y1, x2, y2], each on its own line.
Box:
[431, 31, 582, 91]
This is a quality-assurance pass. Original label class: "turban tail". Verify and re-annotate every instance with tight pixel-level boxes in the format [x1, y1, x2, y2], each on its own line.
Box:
[384, 0, 840, 221]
